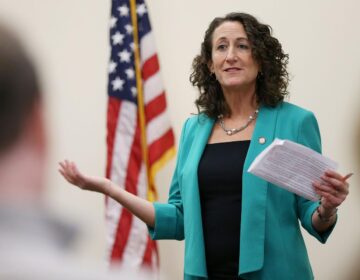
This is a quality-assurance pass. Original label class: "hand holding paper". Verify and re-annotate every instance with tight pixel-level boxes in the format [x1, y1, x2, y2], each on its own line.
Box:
[247, 139, 338, 201]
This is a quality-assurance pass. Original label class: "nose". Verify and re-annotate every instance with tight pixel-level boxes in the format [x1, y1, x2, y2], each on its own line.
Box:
[225, 46, 238, 63]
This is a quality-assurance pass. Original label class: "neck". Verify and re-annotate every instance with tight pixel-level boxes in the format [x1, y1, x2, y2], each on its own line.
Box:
[222, 84, 258, 118]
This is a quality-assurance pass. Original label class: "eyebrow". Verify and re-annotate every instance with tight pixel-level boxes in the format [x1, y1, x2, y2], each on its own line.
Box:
[215, 36, 249, 43]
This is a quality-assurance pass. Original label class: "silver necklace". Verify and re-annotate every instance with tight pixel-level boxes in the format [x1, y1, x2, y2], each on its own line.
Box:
[218, 109, 259, 136]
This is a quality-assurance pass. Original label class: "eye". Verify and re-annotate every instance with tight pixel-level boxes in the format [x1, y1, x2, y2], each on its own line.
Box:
[216, 44, 227, 51]
[238, 43, 250, 50]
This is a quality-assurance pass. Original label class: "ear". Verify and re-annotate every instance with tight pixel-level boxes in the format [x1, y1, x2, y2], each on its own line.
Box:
[257, 61, 262, 73]
[24, 100, 47, 156]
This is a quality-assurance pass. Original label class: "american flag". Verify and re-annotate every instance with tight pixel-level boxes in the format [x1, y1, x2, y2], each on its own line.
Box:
[105, 0, 175, 272]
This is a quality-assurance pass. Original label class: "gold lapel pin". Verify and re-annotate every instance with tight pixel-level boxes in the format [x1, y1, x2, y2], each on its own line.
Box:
[258, 137, 266, 144]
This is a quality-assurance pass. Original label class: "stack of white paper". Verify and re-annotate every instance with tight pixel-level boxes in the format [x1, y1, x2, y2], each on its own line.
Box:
[248, 139, 338, 201]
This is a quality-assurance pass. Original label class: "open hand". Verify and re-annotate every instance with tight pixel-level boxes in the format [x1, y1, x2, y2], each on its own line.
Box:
[58, 160, 110, 194]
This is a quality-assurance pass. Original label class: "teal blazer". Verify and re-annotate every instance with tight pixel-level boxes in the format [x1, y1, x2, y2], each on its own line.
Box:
[149, 102, 335, 280]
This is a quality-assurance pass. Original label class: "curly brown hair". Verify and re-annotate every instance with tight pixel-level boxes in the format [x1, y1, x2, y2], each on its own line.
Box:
[190, 12, 289, 118]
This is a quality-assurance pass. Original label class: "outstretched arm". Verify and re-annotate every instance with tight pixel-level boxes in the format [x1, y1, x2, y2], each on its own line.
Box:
[59, 160, 155, 227]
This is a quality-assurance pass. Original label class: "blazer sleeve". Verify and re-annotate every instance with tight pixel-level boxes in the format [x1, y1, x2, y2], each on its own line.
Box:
[296, 111, 336, 243]
[147, 119, 190, 240]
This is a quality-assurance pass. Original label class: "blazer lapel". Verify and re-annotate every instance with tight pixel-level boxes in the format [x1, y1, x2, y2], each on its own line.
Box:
[182, 115, 215, 277]
[240, 105, 279, 275]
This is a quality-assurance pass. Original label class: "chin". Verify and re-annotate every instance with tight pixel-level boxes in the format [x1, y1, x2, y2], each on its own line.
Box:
[222, 81, 246, 89]
[223, 78, 256, 89]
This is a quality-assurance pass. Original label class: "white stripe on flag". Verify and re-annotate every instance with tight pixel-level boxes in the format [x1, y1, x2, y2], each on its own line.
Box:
[143, 72, 164, 105]
[122, 163, 149, 266]
[106, 100, 137, 260]
[140, 32, 156, 66]
[146, 110, 171, 145]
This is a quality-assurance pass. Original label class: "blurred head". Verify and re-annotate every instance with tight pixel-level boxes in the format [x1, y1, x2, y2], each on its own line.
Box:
[0, 25, 46, 202]
[190, 12, 290, 118]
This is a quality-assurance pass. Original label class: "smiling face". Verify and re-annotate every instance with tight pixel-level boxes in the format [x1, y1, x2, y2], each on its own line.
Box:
[209, 21, 260, 92]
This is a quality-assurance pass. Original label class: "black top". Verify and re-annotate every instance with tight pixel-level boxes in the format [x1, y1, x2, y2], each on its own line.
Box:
[198, 140, 250, 279]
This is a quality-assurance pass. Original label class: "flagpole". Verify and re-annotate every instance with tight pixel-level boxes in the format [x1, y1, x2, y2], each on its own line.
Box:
[129, 0, 156, 202]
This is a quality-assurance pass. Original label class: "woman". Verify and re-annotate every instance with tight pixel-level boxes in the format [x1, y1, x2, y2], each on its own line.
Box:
[59, 12, 350, 280]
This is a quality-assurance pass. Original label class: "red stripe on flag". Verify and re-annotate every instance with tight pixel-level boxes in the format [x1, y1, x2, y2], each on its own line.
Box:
[124, 116, 142, 196]
[142, 54, 159, 81]
[106, 98, 122, 179]
[110, 209, 132, 260]
[105, 98, 121, 206]
[110, 118, 142, 261]
[148, 129, 175, 166]
[142, 236, 158, 266]
[145, 92, 166, 123]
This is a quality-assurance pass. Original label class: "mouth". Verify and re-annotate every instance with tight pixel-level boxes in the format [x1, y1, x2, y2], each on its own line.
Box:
[223, 67, 242, 72]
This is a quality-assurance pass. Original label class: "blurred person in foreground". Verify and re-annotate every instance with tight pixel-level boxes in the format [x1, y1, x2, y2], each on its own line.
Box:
[60, 13, 352, 280]
[0, 25, 147, 279]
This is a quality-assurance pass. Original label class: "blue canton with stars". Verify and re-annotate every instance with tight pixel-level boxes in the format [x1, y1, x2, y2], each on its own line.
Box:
[108, 0, 151, 104]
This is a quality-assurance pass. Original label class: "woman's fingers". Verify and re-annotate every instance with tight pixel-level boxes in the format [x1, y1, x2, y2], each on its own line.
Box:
[324, 170, 345, 181]
[319, 192, 342, 208]
[325, 170, 350, 181]
[58, 161, 66, 170]
[58, 168, 67, 180]
[313, 170, 352, 197]
[320, 175, 349, 194]
[313, 181, 343, 207]
[66, 161, 75, 178]
[59, 160, 72, 175]
[58, 160, 84, 186]
[58, 161, 70, 177]
[313, 181, 339, 196]
[70, 162, 81, 178]
[59, 167, 75, 185]
[313, 169, 352, 209]
[325, 170, 353, 182]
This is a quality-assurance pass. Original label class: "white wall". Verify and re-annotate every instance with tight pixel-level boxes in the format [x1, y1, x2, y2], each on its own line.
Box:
[1, 0, 359, 279]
